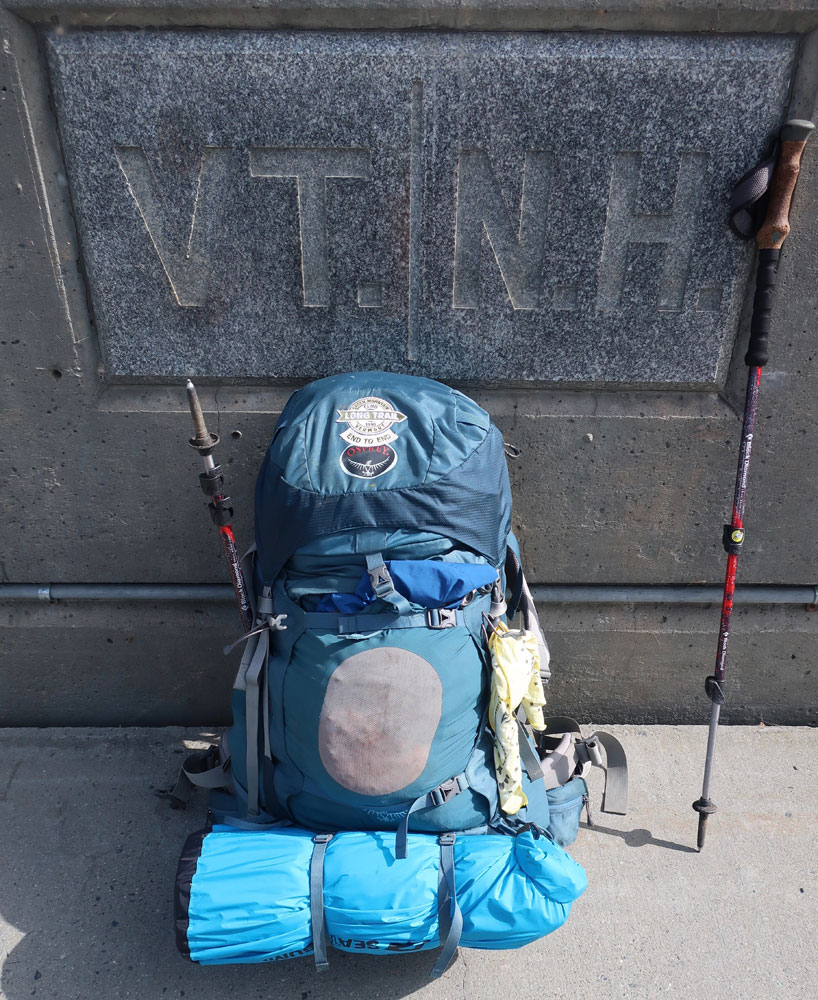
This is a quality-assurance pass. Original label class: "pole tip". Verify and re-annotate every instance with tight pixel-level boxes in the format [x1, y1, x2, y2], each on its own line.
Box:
[696, 812, 708, 852]
[692, 797, 716, 851]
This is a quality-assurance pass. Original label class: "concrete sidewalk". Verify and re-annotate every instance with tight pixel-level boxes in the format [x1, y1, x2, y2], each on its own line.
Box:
[0, 725, 815, 1000]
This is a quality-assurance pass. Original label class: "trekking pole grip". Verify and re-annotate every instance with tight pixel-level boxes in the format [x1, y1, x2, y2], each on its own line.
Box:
[757, 120, 814, 251]
[746, 119, 814, 367]
[746, 250, 779, 367]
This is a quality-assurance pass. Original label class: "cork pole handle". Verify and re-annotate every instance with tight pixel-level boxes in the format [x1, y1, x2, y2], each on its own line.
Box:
[745, 119, 814, 367]
[186, 378, 219, 453]
[756, 119, 814, 251]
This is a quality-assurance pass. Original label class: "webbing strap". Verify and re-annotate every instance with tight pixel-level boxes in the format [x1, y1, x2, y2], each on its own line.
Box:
[537, 725, 629, 814]
[430, 834, 462, 979]
[244, 627, 269, 816]
[310, 833, 333, 972]
[542, 716, 583, 737]
[304, 608, 467, 634]
[365, 552, 413, 617]
[436, 853, 449, 942]
[233, 626, 257, 692]
[516, 717, 544, 783]
[505, 549, 550, 681]
[169, 747, 232, 806]
[262, 659, 271, 762]
[395, 774, 468, 859]
[395, 795, 428, 860]
[589, 731, 629, 815]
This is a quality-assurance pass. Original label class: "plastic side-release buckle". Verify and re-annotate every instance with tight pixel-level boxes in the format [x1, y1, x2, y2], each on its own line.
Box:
[437, 832, 456, 847]
[368, 562, 394, 598]
[426, 608, 458, 629]
[430, 775, 465, 807]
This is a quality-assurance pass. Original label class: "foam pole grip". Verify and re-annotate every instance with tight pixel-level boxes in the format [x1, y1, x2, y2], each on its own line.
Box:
[745, 249, 780, 367]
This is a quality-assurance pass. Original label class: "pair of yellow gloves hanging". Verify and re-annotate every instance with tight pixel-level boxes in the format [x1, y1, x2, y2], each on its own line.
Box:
[488, 621, 547, 815]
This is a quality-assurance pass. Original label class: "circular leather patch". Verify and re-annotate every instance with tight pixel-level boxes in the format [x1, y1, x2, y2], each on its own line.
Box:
[318, 646, 443, 796]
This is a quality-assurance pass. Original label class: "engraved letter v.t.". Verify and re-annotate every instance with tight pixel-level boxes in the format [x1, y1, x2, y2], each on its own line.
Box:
[116, 146, 231, 307]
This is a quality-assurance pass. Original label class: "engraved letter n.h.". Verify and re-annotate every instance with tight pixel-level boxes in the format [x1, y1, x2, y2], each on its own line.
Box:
[596, 152, 708, 311]
[453, 151, 551, 310]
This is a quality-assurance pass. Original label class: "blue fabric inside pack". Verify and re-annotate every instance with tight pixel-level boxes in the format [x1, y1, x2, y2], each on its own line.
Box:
[315, 560, 497, 613]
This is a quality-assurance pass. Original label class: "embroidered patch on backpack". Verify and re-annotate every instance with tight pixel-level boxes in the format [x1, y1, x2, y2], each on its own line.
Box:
[337, 397, 406, 478]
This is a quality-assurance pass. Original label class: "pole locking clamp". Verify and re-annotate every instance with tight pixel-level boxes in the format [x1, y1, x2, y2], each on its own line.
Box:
[722, 525, 745, 555]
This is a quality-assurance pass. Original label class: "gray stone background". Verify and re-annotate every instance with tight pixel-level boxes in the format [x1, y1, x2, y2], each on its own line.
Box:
[2, 1, 818, 725]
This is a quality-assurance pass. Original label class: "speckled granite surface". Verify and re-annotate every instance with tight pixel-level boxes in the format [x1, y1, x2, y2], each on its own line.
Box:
[47, 31, 794, 383]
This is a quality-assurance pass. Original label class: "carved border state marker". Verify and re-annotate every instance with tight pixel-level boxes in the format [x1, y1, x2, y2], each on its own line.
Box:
[46, 32, 796, 384]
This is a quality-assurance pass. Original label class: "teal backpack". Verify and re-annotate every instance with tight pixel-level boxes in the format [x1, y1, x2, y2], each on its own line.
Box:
[172, 371, 626, 974]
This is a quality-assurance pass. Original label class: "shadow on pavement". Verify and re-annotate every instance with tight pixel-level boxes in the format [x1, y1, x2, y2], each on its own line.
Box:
[581, 821, 698, 854]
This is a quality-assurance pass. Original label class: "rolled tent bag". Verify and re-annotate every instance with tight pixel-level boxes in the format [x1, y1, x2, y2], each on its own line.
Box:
[175, 824, 587, 970]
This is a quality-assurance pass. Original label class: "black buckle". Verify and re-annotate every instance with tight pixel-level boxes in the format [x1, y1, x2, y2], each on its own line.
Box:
[426, 608, 457, 629]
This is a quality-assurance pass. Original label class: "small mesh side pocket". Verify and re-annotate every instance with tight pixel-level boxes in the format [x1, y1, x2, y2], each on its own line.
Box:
[546, 776, 588, 847]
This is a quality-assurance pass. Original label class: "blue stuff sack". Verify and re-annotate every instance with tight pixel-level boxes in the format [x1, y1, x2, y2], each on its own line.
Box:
[175, 824, 587, 967]
[546, 776, 589, 847]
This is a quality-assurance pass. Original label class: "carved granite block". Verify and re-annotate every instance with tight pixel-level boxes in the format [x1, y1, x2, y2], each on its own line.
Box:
[46, 31, 795, 383]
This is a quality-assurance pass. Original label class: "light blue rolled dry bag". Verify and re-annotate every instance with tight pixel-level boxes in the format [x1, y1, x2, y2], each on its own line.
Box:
[175, 823, 587, 973]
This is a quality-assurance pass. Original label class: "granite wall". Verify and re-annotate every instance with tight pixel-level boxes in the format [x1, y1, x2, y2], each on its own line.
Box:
[2, 1, 817, 724]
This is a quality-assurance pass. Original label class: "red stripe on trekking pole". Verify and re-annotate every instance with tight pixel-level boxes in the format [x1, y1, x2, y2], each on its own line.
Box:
[219, 524, 253, 632]
[714, 365, 761, 682]
[715, 551, 739, 683]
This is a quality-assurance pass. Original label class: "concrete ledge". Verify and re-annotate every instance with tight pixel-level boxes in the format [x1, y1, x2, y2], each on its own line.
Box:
[4, 0, 818, 32]
[0, 725, 815, 998]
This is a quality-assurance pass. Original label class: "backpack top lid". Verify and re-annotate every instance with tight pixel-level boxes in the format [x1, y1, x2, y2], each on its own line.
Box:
[255, 371, 512, 585]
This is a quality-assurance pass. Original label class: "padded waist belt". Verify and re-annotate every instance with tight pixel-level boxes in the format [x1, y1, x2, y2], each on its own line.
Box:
[536, 718, 629, 816]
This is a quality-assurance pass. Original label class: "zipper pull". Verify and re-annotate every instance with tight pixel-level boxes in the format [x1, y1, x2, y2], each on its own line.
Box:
[583, 794, 594, 827]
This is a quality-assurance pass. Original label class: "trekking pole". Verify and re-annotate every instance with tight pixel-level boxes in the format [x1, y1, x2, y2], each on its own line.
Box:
[693, 119, 814, 851]
[185, 380, 253, 632]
